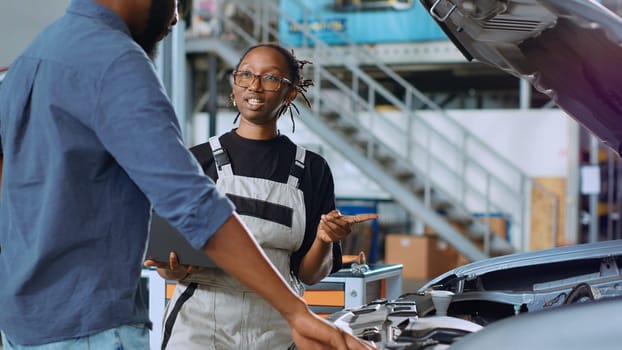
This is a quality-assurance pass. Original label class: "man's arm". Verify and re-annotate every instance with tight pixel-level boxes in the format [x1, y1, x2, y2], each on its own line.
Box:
[203, 213, 305, 316]
[203, 213, 375, 350]
[0, 155, 3, 193]
[145, 212, 375, 349]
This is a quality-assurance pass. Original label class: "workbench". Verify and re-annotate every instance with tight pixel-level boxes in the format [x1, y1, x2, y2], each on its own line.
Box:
[303, 263, 404, 315]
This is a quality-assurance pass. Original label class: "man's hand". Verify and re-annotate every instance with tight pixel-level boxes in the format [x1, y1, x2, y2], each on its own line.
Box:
[316, 210, 378, 243]
[143, 251, 204, 280]
[288, 308, 377, 350]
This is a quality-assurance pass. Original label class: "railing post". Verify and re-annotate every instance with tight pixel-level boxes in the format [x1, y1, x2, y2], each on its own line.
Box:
[302, 4, 309, 48]
[461, 129, 468, 206]
[551, 193, 559, 248]
[262, 1, 270, 43]
[252, 1, 260, 39]
[312, 64, 321, 115]
[424, 129, 431, 209]
[352, 73, 359, 115]
[406, 92, 413, 161]
[520, 175, 528, 252]
[484, 173, 491, 255]
[214, 0, 222, 37]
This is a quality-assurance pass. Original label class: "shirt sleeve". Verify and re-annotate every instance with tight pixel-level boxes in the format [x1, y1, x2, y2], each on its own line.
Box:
[93, 51, 234, 250]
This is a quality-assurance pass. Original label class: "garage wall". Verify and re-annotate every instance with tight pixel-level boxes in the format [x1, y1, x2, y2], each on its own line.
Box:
[0, 0, 70, 66]
[441, 109, 574, 178]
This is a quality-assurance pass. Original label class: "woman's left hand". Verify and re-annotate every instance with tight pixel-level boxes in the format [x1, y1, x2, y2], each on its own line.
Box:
[316, 209, 378, 243]
[144, 251, 204, 280]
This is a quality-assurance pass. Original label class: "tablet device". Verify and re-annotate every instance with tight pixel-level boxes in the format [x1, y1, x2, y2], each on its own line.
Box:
[146, 213, 219, 268]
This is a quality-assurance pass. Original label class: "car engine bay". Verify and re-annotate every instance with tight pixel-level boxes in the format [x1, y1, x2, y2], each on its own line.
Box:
[325, 240, 622, 349]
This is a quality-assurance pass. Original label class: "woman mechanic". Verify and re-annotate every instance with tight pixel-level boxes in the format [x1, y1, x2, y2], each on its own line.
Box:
[152, 43, 378, 349]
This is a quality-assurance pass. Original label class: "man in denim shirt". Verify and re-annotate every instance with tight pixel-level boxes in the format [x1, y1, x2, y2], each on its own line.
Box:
[0, 1, 374, 349]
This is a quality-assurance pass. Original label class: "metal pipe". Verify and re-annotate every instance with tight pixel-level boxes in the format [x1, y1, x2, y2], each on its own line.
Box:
[607, 149, 615, 240]
[207, 54, 218, 138]
[589, 135, 600, 243]
[519, 78, 531, 110]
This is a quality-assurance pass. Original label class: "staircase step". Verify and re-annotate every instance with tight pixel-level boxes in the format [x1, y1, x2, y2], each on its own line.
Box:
[444, 212, 475, 225]
[393, 168, 415, 181]
[336, 123, 358, 135]
[375, 153, 396, 166]
[430, 198, 453, 211]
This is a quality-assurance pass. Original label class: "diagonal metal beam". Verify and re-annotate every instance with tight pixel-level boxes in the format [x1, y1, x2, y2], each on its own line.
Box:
[297, 106, 488, 261]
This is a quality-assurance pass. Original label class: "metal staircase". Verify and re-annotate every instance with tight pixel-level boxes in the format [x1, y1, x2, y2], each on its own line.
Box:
[184, 0, 533, 261]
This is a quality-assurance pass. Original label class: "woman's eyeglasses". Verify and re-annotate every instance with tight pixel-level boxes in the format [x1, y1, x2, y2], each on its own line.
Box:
[232, 70, 292, 92]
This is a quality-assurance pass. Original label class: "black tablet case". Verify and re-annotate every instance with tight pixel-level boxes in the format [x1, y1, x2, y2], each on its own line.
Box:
[146, 213, 218, 268]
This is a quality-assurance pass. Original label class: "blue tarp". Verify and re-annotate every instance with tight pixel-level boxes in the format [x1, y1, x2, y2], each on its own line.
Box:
[279, 0, 447, 46]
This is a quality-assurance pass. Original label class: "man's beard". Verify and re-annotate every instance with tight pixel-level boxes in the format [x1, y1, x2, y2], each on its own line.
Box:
[135, 1, 172, 59]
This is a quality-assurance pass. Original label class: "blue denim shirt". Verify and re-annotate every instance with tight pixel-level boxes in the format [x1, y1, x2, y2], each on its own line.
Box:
[0, 0, 233, 345]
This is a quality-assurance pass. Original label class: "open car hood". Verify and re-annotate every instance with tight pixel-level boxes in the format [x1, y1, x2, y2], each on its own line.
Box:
[418, 239, 622, 292]
[327, 240, 622, 349]
[418, 0, 622, 155]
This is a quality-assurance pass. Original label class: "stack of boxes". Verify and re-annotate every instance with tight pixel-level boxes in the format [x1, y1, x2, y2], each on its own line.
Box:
[384, 216, 508, 283]
[384, 234, 459, 281]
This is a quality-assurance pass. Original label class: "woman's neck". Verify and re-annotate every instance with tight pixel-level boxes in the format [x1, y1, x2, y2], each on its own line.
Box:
[236, 121, 279, 140]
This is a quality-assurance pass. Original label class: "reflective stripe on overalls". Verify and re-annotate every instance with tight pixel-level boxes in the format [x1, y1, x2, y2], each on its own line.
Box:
[162, 136, 307, 350]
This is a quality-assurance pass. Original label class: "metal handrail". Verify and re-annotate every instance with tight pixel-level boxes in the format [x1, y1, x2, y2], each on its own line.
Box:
[315, 87, 510, 218]
[308, 61, 517, 225]
[282, 0, 527, 189]
[192, 0, 528, 251]
[268, 1, 526, 222]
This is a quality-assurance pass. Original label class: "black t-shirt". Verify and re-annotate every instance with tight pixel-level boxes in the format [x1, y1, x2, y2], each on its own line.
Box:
[190, 130, 342, 277]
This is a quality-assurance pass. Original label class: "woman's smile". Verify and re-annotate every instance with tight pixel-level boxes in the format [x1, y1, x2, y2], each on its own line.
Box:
[244, 96, 266, 110]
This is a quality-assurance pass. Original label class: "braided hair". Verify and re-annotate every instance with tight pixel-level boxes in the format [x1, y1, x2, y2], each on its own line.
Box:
[233, 43, 314, 132]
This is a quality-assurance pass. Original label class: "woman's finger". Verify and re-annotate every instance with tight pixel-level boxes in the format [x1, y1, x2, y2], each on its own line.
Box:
[345, 213, 378, 224]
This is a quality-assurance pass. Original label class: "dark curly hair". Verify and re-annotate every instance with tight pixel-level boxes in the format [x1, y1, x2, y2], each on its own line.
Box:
[233, 43, 314, 132]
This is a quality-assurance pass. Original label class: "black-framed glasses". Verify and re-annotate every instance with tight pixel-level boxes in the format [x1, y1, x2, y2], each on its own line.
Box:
[232, 70, 292, 92]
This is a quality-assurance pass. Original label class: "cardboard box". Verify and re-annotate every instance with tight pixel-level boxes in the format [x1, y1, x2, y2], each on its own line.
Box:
[384, 234, 458, 280]
[478, 216, 508, 240]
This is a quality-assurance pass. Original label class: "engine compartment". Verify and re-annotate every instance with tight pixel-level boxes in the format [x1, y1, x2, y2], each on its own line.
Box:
[324, 242, 622, 349]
